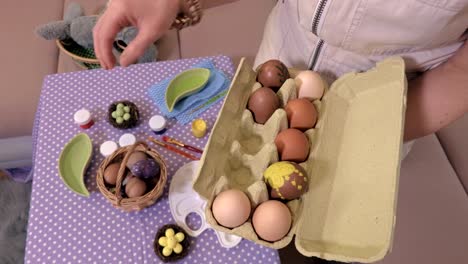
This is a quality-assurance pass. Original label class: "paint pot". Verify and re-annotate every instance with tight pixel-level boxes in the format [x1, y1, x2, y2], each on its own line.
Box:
[149, 115, 167, 135]
[74, 109, 94, 129]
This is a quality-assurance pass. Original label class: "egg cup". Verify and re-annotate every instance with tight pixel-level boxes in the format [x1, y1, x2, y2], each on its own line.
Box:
[154, 224, 190, 262]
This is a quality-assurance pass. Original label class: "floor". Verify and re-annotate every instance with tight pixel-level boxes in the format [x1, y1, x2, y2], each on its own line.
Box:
[0, 172, 31, 264]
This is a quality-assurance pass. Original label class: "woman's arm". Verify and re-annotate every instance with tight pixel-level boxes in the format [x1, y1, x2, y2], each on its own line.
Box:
[94, 0, 238, 69]
[404, 41, 468, 141]
[94, 0, 180, 69]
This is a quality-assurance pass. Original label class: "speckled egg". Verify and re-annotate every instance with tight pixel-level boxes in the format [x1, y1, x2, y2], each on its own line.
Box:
[264, 161, 308, 200]
[256, 60, 290, 92]
[130, 159, 160, 179]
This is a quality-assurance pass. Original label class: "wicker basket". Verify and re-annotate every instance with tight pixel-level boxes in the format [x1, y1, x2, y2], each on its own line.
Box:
[56, 39, 101, 70]
[96, 142, 167, 212]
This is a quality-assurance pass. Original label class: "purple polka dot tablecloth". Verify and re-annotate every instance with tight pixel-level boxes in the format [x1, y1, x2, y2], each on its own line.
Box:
[25, 55, 280, 264]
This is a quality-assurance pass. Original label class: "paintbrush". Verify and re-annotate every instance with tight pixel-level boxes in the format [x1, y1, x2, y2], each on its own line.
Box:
[162, 136, 203, 154]
[148, 137, 198, 161]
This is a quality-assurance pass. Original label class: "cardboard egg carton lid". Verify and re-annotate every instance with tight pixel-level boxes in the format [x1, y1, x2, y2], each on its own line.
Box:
[193, 57, 407, 263]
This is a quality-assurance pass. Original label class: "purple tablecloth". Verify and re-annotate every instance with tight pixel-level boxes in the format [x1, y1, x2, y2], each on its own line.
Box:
[25, 55, 280, 264]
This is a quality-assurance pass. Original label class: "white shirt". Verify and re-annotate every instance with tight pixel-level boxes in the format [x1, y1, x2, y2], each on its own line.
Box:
[255, 0, 468, 83]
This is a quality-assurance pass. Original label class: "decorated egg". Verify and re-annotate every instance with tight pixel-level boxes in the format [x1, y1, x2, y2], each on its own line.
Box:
[256, 60, 290, 92]
[131, 159, 160, 179]
[275, 128, 310, 162]
[295, 70, 326, 101]
[212, 189, 251, 228]
[252, 200, 292, 242]
[247, 87, 280, 124]
[126, 151, 148, 169]
[285, 98, 318, 131]
[264, 161, 308, 200]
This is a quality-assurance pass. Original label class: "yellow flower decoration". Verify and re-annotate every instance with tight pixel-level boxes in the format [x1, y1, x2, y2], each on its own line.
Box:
[158, 228, 185, 257]
[264, 162, 296, 189]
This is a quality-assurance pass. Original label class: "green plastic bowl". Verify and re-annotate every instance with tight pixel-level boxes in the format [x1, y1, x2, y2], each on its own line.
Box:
[165, 68, 211, 112]
[58, 133, 93, 197]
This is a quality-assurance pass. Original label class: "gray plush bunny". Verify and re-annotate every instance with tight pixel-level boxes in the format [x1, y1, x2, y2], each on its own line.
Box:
[36, 2, 157, 64]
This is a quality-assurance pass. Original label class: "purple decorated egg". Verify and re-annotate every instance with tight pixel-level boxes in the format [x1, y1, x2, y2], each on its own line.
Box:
[130, 159, 160, 179]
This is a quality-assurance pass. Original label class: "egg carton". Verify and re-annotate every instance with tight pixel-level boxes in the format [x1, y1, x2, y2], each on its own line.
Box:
[193, 57, 407, 263]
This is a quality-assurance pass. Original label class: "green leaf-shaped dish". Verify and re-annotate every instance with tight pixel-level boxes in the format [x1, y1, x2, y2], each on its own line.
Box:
[166, 68, 211, 112]
[58, 133, 93, 197]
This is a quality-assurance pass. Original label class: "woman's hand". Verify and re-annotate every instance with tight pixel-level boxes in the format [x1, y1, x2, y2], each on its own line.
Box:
[93, 0, 181, 69]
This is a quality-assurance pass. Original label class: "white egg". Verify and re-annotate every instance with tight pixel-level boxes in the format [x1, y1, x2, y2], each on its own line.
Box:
[295, 70, 326, 101]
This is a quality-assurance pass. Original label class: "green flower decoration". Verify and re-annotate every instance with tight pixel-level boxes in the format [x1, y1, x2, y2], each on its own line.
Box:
[158, 228, 185, 257]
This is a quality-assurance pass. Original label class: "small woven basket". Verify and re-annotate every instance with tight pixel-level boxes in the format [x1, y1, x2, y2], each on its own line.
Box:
[108, 101, 140, 129]
[154, 224, 190, 262]
[56, 39, 101, 70]
[96, 142, 167, 212]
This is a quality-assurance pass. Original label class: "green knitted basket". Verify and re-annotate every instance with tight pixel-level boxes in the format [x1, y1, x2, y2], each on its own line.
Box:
[57, 39, 101, 70]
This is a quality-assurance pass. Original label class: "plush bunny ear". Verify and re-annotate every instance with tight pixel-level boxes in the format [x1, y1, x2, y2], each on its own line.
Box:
[35, 20, 71, 40]
[70, 16, 98, 48]
[138, 44, 158, 63]
[64, 2, 84, 21]
[35, 2, 83, 41]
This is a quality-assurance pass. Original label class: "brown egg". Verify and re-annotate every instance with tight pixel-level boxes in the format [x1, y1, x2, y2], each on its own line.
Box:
[125, 177, 147, 198]
[285, 99, 318, 131]
[252, 200, 292, 242]
[247, 87, 280, 124]
[256, 60, 290, 92]
[264, 161, 308, 200]
[212, 189, 251, 228]
[126, 151, 148, 169]
[275, 128, 310, 162]
[103, 163, 121, 185]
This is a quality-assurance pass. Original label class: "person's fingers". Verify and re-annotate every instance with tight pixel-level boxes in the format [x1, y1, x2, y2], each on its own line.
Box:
[98, 16, 122, 69]
[119, 25, 164, 67]
[93, 18, 103, 68]
[94, 12, 127, 69]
